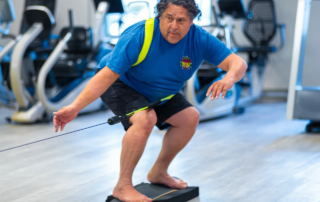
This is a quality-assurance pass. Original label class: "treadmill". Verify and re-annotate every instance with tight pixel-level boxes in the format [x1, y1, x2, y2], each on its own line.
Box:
[287, 0, 320, 133]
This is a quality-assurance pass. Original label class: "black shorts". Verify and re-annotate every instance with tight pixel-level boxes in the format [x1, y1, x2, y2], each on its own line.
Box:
[98, 73, 192, 131]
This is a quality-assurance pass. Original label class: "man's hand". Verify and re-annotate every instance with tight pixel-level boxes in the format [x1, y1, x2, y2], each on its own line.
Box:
[53, 105, 79, 132]
[206, 53, 247, 100]
[206, 78, 233, 99]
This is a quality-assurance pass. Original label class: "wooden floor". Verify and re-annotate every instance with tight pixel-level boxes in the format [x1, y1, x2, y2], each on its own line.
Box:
[1, 100, 320, 202]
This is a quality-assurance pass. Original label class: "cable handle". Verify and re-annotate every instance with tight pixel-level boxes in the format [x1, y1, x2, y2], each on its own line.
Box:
[108, 115, 126, 125]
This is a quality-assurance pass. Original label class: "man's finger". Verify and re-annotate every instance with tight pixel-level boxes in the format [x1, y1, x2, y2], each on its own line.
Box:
[215, 84, 224, 99]
[206, 85, 213, 97]
[211, 83, 219, 99]
[53, 116, 59, 132]
[222, 86, 228, 99]
[53, 116, 57, 128]
[61, 123, 66, 131]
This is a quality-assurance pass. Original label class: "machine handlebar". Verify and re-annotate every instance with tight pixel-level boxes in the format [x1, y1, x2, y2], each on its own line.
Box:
[68, 9, 74, 34]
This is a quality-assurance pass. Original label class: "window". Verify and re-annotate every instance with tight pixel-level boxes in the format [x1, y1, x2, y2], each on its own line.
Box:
[193, 0, 212, 26]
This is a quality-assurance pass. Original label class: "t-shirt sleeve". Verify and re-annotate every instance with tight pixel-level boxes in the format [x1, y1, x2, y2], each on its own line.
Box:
[98, 24, 144, 75]
[202, 31, 232, 66]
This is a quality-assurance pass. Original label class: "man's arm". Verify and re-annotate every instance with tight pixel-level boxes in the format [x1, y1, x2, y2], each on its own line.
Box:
[53, 66, 119, 132]
[206, 53, 248, 99]
[71, 66, 120, 111]
[218, 53, 248, 83]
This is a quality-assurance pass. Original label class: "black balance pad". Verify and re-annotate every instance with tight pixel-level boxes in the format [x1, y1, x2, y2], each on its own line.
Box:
[106, 183, 199, 202]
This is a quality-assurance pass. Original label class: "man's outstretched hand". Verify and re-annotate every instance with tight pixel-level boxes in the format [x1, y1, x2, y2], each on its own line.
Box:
[206, 78, 233, 99]
[53, 105, 79, 132]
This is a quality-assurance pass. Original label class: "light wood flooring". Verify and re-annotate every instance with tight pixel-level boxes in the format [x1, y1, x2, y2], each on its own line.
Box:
[1, 100, 320, 202]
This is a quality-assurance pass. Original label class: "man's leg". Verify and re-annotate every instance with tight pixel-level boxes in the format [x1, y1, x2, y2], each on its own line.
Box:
[147, 107, 200, 188]
[113, 109, 156, 202]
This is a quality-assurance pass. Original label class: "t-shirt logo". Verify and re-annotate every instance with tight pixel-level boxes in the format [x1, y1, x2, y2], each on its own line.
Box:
[180, 56, 192, 70]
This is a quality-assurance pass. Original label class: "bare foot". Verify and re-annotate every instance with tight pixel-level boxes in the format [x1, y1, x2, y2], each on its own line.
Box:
[113, 184, 152, 202]
[147, 171, 188, 189]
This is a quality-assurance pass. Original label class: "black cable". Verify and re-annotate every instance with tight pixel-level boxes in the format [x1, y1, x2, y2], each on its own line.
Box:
[0, 122, 108, 153]
[0, 94, 175, 153]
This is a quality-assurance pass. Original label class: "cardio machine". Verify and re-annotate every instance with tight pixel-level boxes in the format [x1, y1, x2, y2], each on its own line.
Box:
[0, 0, 17, 108]
[36, 0, 121, 115]
[232, 0, 285, 107]
[0, 0, 19, 62]
[183, 0, 285, 121]
[0, 0, 57, 123]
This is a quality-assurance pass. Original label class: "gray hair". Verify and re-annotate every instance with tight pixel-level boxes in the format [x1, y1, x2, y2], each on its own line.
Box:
[155, 0, 202, 21]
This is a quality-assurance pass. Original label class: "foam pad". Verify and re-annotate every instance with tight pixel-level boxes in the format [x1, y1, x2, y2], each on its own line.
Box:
[106, 183, 199, 202]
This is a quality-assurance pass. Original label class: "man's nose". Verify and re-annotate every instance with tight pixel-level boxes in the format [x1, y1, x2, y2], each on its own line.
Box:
[170, 20, 178, 30]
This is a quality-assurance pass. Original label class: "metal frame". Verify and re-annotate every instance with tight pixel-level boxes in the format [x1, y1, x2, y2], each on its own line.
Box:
[37, 4, 109, 114]
[92, 2, 109, 48]
[10, 23, 43, 107]
[286, 0, 319, 120]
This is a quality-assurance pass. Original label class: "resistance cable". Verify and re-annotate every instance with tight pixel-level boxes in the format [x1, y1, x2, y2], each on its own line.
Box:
[0, 94, 174, 153]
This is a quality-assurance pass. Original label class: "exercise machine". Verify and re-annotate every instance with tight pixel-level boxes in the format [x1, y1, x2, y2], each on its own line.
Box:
[0, 0, 57, 123]
[183, 0, 246, 121]
[287, 0, 320, 133]
[184, 0, 285, 121]
[36, 0, 120, 115]
[232, 0, 285, 107]
[0, 0, 18, 108]
[1, 0, 119, 123]
[0, 0, 19, 61]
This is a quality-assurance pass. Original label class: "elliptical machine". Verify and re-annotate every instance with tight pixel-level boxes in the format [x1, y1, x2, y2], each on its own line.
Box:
[0, 0, 18, 108]
[0, 0, 57, 123]
[1, 0, 117, 123]
[36, 1, 117, 116]
[0, 0, 19, 61]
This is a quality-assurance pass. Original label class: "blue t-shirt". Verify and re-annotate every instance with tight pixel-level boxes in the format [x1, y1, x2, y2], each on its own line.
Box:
[97, 18, 232, 103]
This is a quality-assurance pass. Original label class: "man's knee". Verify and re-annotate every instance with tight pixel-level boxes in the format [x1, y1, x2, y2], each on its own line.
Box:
[186, 108, 200, 130]
[130, 109, 157, 133]
[169, 107, 200, 130]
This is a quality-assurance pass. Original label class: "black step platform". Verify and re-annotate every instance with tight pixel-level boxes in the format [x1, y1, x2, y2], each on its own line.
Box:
[106, 183, 199, 202]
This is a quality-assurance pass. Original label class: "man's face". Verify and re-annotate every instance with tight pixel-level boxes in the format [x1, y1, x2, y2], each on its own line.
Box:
[159, 4, 193, 44]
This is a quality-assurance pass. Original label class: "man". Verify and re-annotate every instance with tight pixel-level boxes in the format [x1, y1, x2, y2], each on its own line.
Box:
[53, 0, 247, 201]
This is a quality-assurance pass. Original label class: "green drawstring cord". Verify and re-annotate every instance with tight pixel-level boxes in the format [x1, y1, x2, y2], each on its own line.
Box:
[126, 94, 174, 116]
